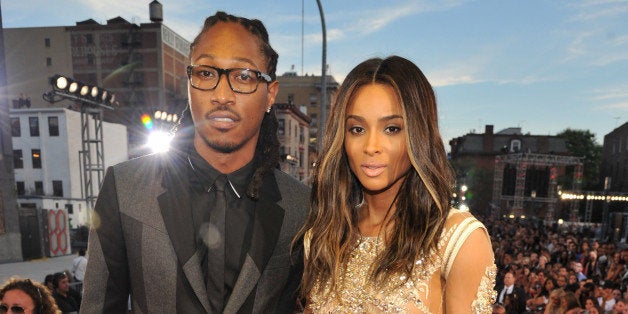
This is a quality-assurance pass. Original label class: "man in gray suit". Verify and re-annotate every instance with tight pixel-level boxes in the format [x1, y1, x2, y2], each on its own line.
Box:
[81, 11, 309, 313]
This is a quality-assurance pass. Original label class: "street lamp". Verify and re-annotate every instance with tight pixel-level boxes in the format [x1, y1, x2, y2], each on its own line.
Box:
[316, 0, 327, 150]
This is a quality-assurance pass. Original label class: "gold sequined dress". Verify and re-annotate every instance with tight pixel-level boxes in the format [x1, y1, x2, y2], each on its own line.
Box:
[306, 208, 496, 313]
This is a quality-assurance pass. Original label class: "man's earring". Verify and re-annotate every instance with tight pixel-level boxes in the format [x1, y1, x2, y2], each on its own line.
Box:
[266, 107, 271, 113]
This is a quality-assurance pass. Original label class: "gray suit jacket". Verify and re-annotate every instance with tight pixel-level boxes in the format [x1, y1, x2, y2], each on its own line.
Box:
[81, 152, 309, 313]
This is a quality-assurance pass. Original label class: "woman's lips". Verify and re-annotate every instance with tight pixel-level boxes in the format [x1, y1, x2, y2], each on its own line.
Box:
[361, 164, 385, 177]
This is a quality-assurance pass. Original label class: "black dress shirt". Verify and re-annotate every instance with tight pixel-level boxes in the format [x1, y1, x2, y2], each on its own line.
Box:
[187, 147, 255, 308]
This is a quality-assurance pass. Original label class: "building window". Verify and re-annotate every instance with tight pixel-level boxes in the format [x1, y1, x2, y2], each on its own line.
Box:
[288, 94, 294, 105]
[52, 180, 63, 197]
[29, 117, 39, 136]
[48, 116, 59, 136]
[510, 139, 521, 153]
[31, 149, 41, 169]
[34, 181, 44, 195]
[299, 126, 304, 144]
[288, 120, 292, 137]
[87, 53, 95, 65]
[13, 150, 23, 169]
[16, 181, 25, 196]
[86, 34, 93, 44]
[278, 119, 285, 135]
[309, 94, 318, 105]
[11, 118, 20, 137]
[44, 38, 50, 47]
[310, 114, 317, 127]
[46, 57, 52, 66]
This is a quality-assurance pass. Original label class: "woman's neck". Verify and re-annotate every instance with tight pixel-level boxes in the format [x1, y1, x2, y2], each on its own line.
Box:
[358, 189, 398, 237]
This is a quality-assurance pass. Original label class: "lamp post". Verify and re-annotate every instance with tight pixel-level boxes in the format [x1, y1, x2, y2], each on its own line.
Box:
[315, 0, 327, 151]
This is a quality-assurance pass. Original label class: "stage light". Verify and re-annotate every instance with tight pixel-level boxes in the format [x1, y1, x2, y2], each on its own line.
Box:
[55, 76, 69, 90]
[69, 82, 79, 93]
[154, 111, 162, 120]
[90, 86, 99, 98]
[80, 85, 89, 96]
[146, 130, 174, 153]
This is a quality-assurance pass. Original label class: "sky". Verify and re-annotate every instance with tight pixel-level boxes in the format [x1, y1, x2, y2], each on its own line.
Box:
[2, 0, 627, 147]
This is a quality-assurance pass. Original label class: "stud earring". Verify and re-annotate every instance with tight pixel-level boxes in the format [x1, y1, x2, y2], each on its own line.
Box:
[266, 107, 271, 113]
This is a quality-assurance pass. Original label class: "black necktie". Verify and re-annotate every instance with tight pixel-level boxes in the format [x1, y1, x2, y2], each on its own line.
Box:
[207, 175, 228, 313]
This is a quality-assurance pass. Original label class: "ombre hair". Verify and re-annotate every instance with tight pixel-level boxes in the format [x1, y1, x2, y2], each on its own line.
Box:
[296, 56, 454, 298]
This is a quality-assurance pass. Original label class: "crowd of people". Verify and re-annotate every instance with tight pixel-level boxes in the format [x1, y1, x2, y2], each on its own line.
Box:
[488, 215, 628, 313]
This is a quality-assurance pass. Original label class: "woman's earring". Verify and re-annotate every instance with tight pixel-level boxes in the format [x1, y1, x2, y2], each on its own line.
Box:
[266, 107, 271, 113]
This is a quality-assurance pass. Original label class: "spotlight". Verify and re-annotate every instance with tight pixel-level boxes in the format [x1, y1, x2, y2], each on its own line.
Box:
[80, 85, 90, 96]
[55, 76, 69, 90]
[69, 82, 79, 93]
[45, 74, 117, 109]
[90, 86, 99, 98]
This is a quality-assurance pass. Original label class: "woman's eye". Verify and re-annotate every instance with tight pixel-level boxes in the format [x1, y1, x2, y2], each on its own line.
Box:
[384, 126, 402, 134]
[348, 126, 364, 135]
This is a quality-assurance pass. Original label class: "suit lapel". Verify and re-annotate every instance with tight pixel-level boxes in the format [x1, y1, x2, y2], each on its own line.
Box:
[224, 172, 285, 312]
[157, 154, 210, 312]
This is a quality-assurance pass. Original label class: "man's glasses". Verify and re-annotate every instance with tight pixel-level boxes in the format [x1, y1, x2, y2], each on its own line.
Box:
[187, 64, 272, 94]
[0, 304, 26, 313]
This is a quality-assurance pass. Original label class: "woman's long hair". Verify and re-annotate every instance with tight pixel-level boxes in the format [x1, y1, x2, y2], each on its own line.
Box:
[296, 56, 454, 298]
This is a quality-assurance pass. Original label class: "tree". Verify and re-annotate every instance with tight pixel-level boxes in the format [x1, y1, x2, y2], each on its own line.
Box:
[449, 157, 494, 217]
[556, 129, 602, 190]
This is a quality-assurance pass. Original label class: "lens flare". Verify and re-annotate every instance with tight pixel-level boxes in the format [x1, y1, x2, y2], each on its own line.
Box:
[141, 114, 154, 130]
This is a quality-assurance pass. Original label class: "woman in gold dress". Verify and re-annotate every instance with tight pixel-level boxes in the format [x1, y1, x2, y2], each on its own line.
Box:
[297, 56, 496, 313]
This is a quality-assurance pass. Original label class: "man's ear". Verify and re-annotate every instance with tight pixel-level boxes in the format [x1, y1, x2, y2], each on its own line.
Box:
[266, 80, 279, 108]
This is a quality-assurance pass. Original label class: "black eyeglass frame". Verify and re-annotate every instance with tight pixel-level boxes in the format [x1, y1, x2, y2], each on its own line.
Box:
[186, 64, 273, 94]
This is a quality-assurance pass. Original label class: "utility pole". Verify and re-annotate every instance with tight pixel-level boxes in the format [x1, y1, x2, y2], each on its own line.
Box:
[316, 0, 327, 150]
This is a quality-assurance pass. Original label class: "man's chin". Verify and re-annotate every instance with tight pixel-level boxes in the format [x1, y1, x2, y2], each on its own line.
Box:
[202, 137, 242, 154]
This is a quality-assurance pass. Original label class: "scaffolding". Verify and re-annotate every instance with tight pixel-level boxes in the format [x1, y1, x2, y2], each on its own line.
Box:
[79, 107, 105, 219]
[492, 153, 583, 221]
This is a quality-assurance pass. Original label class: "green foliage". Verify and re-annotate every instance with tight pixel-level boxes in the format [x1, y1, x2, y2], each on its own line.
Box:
[449, 157, 494, 216]
[556, 128, 602, 189]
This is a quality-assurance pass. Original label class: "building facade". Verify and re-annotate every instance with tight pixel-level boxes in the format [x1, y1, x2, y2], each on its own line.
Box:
[4, 2, 189, 156]
[449, 125, 580, 220]
[601, 122, 628, 192]
[0, 4, 22, 263]
[275, 72, 338, 143]
[275, 103, 311, 181]
[10, 108, 127, 258]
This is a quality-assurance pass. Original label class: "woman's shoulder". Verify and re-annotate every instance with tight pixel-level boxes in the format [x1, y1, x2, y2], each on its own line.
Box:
[442, 208, 487, 236]
[440, 208, 493, 278]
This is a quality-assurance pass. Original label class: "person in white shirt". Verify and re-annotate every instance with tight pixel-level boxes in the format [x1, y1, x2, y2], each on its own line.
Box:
[71, 249, 87, 282]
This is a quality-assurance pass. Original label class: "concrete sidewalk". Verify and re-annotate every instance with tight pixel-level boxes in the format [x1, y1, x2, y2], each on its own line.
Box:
[0, 254, 76, 284]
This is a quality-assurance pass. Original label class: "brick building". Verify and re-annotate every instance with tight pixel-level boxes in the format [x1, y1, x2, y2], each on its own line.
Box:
[449, 125, 581, 220]
[601, 122, 628, 192]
